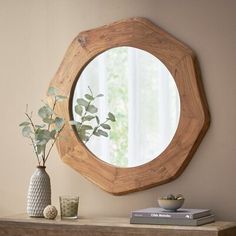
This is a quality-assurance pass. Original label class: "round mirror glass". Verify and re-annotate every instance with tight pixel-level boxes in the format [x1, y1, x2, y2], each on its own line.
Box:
[72, 46, 180, 168]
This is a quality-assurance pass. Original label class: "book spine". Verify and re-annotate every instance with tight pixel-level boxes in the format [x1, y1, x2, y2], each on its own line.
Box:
[130, 215, 215, 226]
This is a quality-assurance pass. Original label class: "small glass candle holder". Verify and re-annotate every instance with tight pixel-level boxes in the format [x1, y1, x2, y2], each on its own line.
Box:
[59, 195, 79, 219]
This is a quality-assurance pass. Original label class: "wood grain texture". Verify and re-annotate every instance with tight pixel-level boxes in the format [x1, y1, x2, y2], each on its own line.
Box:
[49, 17, 210, 195]
[0, 215, 235, 236]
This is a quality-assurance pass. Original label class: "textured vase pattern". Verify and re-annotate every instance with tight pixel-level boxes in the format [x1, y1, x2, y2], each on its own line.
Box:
[27, 166, 51, 217]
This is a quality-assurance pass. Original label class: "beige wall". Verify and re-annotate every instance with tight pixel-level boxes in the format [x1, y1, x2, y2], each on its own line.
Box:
[0, 0, 235, 221]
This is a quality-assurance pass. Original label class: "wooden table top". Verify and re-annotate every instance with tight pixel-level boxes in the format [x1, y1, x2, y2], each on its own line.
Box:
[0, 214, 235, 232]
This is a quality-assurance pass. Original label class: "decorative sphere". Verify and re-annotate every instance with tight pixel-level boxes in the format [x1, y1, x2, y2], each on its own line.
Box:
[43, 205, 58, 219]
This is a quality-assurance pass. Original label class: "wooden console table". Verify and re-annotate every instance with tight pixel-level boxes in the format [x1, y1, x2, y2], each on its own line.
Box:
[0, 214, 235, 236]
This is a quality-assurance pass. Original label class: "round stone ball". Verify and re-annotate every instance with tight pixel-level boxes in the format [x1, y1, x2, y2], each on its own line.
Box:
[43, 205, 58, 220]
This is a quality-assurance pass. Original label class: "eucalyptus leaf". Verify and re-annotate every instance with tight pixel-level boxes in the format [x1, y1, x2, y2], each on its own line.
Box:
[85, 94, 94, 100]
[80, 125, 93, 130]
[97, 129, 108, 137]
[55, 117, 64, 130]
[36, 144, 45, 154]
[40, 129, 51, 139]
[101, 124, 111, 130]
[22, 126, 31, 137]
[87, 104, 98, 114]
[93, 131, 100, 137]
[35, 128, 41, 134]
[77, 98, 89, 107]
[82, 115, 95, 122]
[37, 139, 47, 145]
[47, 87, 58, 96]
[95, 116, 100, 124]
[43, 117, 55, 124]
[35, 124, 46, 128]
[96, 94, 104, 98]
[84, 136, 89, 142]
[80, 135, 89, 142]
[19, 121, 30, 127]
[75, 105, 83, 116]
[44, 103, 54, 113]
[50, 130, 57, 139]
[56, 95, 67, 101]
[35, 129, 51, 143]
[38, 106, 53, 119]
[108, 112, 116, 122]
[78, 130, 88, 142]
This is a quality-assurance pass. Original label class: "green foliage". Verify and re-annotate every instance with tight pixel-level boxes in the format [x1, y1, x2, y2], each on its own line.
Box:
[160, 194, 184, 200]
[71, 87, 116, 143]
[19, 87, 67, 166]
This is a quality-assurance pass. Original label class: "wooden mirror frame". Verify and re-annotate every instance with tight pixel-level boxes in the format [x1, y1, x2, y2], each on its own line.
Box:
[49, 18, 210, 195]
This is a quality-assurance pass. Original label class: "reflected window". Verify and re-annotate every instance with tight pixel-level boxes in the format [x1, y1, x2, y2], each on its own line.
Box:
[73, 47, 180, 167]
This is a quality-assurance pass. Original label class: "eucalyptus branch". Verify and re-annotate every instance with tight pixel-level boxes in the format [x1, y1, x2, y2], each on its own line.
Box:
[29, 136, 41, 166]
[42, 146, 46, 166]
[44, 124, 65, 164]
[20, 87, 66, 166]
[85, 130, 95, 143]
[43, 138, 57, 165]
[25, 112, 36, 132]
[85, 119, 109, 143]
[88, 86, 93, 97]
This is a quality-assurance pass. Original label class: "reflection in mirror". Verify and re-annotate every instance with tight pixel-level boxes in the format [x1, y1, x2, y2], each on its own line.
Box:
[72, 46, 180, 168]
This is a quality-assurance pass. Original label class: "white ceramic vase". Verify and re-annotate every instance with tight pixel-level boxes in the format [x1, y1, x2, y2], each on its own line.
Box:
[27, 166, 51, 217]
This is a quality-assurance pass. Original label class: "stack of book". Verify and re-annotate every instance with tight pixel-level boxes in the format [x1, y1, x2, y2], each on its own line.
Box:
[130, 208, 215, 226]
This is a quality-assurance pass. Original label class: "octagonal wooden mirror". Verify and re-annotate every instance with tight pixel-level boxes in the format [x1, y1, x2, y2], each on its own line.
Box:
[49, 18, 210, 195]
